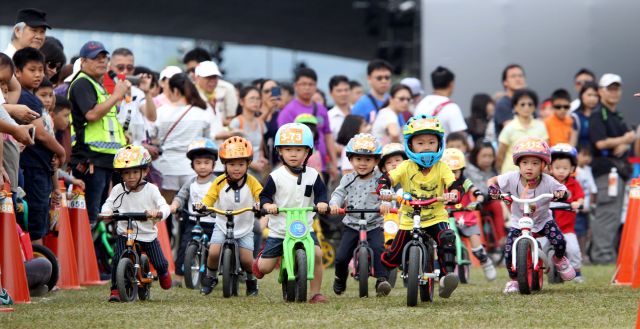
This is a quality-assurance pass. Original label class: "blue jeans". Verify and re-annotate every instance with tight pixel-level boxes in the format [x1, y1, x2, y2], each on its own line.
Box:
[73, 166, 113, 224]
[22, 166, 52, 240]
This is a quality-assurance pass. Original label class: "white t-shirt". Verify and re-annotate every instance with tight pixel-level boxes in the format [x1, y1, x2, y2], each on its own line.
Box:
[117, 86, 148, 145]
[3, 43, 16, 57]
[328, 106, 348, 140]
[570, 98, 580, 112]
[101, 183, 171, 242]
[414, 94, 468, 136]
[152, 103, 213, 176]
[371, 107, 400, 145]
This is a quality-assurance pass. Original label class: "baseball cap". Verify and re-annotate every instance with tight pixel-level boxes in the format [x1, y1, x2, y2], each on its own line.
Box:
[79, 41, 109, 59]
[599, 73, 622, 88]
[195, 61, 222, 78]
[16, 8, 51, 29]
[160, 66, 182, 80]
[400, 77, 424, 97]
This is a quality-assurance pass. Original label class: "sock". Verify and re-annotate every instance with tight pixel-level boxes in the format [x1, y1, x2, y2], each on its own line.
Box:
[207, 267, 217, 277]
[472, 246, 488, 263]
[575, 270, 581, 277]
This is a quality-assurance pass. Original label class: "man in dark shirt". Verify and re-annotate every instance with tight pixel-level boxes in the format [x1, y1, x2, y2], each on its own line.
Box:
[494, 64, 526, 136]
[588, 73, 635, 264]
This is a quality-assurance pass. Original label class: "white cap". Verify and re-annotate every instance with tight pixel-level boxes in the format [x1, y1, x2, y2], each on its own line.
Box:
[195, 61, 222, 78]
[400, 77, 424, 97]
[159, 65, 182, 81]
[64, 58, 82, 83]
[599, 73, 622, 87]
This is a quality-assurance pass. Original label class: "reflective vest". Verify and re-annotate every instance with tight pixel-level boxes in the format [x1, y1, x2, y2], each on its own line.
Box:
[68, 72, 125, 154]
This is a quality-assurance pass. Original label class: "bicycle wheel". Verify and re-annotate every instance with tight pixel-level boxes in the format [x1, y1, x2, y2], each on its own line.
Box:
[116, 257, 137, 302]
[32, 244, 59, 291]
[222, 248, 234, 298]
[183, 243, 201, 289]
[282, 268, 296, 302]
[515, 239, 533, 295]
[457, 249, 470, 284]
[407, 246, 421, 307]
[295, 248, 308, 302]
[420, 243, 435, 302]
[138, 255, 151, 301]
[321, 240, 335, 269]
[358, 247, 369, 298]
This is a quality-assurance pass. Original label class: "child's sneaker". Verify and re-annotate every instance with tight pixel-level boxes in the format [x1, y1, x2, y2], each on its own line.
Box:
[481, 259, 497, 281]
[0, 288, 14, 305]
[503, 280, 519, 294]
[246, 278, 259, 296]
[309, 293, 328, 303]
[375, 278, 391, 297]
[574, 275, 585, 284]
[159, 272, 172, 290]
[333, 277, 346, 295]
[108, 289, 120, 302]
[438, 273, 459, 298]
[200, 275, 218, 295]
[553, 256, 576, 281]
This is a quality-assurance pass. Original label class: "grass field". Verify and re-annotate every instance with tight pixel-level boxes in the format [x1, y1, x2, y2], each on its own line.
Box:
[4, 265, 638, 328]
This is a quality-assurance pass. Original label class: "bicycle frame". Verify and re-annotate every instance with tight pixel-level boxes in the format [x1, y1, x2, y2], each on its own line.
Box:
[181, 210, 212, 280]
[340, 208, 382, 277]
[276, 207, 316, 283]
[106, 213, 156, 286]
[446, 205, 474, 268]
[399, 196, 442, 282]
[205, 207, 255, 277]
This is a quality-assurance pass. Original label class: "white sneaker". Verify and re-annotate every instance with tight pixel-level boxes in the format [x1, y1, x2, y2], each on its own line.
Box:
[503, 280, 519, 294]
[574, 275, 585, 284]
[481, 259, 497, 281]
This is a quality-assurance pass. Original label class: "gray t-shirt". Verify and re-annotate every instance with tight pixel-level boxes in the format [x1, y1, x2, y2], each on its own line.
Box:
[330, 170, 384, 231]
[497, 171, 566, 232]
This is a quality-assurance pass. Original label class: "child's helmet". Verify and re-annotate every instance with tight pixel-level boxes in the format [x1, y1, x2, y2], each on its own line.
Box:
[345, 133, 382, 158]
[402, 114, 445, 168]
[274, 122, 314, 150]
[442, 148, 466, 171]
[378, 143, 407, 170]
[186, 138, 218, 161]
[512, 136, 551, 165]
[550, 143, 578, 167]
[219, 136, 254, 164]
[113, 145, 152, 170]
[294, 113, 318, 126]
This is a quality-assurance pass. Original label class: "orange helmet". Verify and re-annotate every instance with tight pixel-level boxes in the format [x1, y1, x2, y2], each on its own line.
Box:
[442, 148, 466, 171]
[219, 136, 253, 163]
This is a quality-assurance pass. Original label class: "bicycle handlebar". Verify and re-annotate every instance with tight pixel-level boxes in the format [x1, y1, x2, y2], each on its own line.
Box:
[500, 193, 554, 204]
[258, 206, 319, 217]
[549, 201, 583, 212]
[337, 207, 398, 215]
[98, 212, 161, 221]
[205, 207, 257, 216]
[446, 203, 479, 214]
[179, 209, 212, 218]
[397, 195, 443, 207]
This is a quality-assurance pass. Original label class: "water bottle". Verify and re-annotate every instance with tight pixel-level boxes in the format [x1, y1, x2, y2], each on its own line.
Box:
[608, 167, 619, 197]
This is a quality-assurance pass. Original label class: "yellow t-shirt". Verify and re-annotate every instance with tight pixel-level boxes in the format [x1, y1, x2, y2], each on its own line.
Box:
[388, 160, 455, 230]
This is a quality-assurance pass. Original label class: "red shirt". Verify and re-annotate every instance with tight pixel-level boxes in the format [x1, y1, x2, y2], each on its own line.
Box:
[553, 176, 585, 233]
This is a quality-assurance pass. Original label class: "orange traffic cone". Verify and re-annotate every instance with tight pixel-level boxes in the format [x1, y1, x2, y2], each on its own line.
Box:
[50, 181, 81, 290]
[156, 219, 175, 274]
[614, 179, 640, 285]
[0, 267, 15, 312]
[0, 184, 30, 304]
[68, 185, 106, 285]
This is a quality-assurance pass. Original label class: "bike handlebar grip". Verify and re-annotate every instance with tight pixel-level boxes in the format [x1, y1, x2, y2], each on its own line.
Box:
[389, 208, 398, 214]
[338, 208, 346, 215]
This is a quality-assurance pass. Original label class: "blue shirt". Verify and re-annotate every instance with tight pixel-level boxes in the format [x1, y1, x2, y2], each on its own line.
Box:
[351, 93, 388, 123]
[18, 90, 53, 171]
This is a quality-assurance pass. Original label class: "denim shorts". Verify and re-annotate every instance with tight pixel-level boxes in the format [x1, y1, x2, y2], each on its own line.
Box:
[261, 232, 319, 258]
[210, 226, 255, 251]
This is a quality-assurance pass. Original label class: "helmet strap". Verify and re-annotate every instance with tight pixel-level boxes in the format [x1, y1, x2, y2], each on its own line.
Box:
[225, 172, 247, 193]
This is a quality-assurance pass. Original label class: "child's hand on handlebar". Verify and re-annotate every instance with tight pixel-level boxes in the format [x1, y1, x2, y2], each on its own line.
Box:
[379, 202, 391, 215]
[192, 202, 206, 212]
[145, 209, 162, 222]
[571, 201, 581, 211]
[263, 203, 278, 214]
[488, 185, 501, 200]
[553, 190, 568, 201]
[329, 205, 341, 215]
[443, 192, 457, 203]
[316, 202, 329, 214]
[379, 189, 393, 201]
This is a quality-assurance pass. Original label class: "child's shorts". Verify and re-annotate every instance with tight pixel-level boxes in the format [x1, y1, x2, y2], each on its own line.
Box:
[210, 227, 255, 251]
[575, 213, 589, 237]
[458, 224, 481, 237]
[261, 232, 320, 258]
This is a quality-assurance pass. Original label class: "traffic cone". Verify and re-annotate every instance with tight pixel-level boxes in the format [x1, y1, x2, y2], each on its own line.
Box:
[0, 184, 30, 303]
[68, 185, 106, 285]
[50, 181, 81, 290]
[613, 179, 640, 285]
[156, 219, 175, 274]
[0, 267, 15, 312]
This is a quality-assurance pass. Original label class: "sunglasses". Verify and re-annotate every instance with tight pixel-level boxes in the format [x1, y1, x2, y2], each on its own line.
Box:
[115, 64, 135, 72]
[517, 102, 535, 108]
[46, 62, 61, 70]
[553, 104, 570, 110]
[375, 75, 391, 81]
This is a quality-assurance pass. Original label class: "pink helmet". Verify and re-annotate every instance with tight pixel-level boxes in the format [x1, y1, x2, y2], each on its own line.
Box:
[512, 137, 551, 165]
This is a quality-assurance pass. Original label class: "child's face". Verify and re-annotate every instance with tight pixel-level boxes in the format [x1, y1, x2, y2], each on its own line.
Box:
[452, 169, 462, 180]
[410, 134, 438, 153]
[121, 168, 147, 190]
[35, 87, 54, 110]
[0, 66, 13, 87]
[552, 99, 571, 120]
[279, 146, 309, 168]
[225, 158, 249, 181]
[193, 157, 214, 178]
[52, 108, 71, 131]
[446, 140, 467, 153]
[15, 61, 44, 90]
[518, 156, 544, 181]
[476, 147, 495, 171]
[514, 96, 535, 119]
[383, 155, 404, 173]
[350, 155, 377, 176]
[577, 151, 591, 167]
[550, 158, 573, 182]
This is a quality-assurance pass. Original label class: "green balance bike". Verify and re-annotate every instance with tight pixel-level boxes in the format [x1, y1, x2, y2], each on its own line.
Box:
[446, 203, 479, 284]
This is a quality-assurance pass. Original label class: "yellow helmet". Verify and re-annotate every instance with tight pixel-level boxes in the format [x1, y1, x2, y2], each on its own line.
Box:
[441, 148, 466, 171]
[113, 145, 152, 170]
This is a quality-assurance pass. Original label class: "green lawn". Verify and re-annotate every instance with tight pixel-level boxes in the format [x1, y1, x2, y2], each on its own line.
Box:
[4, 265, 638, 328]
